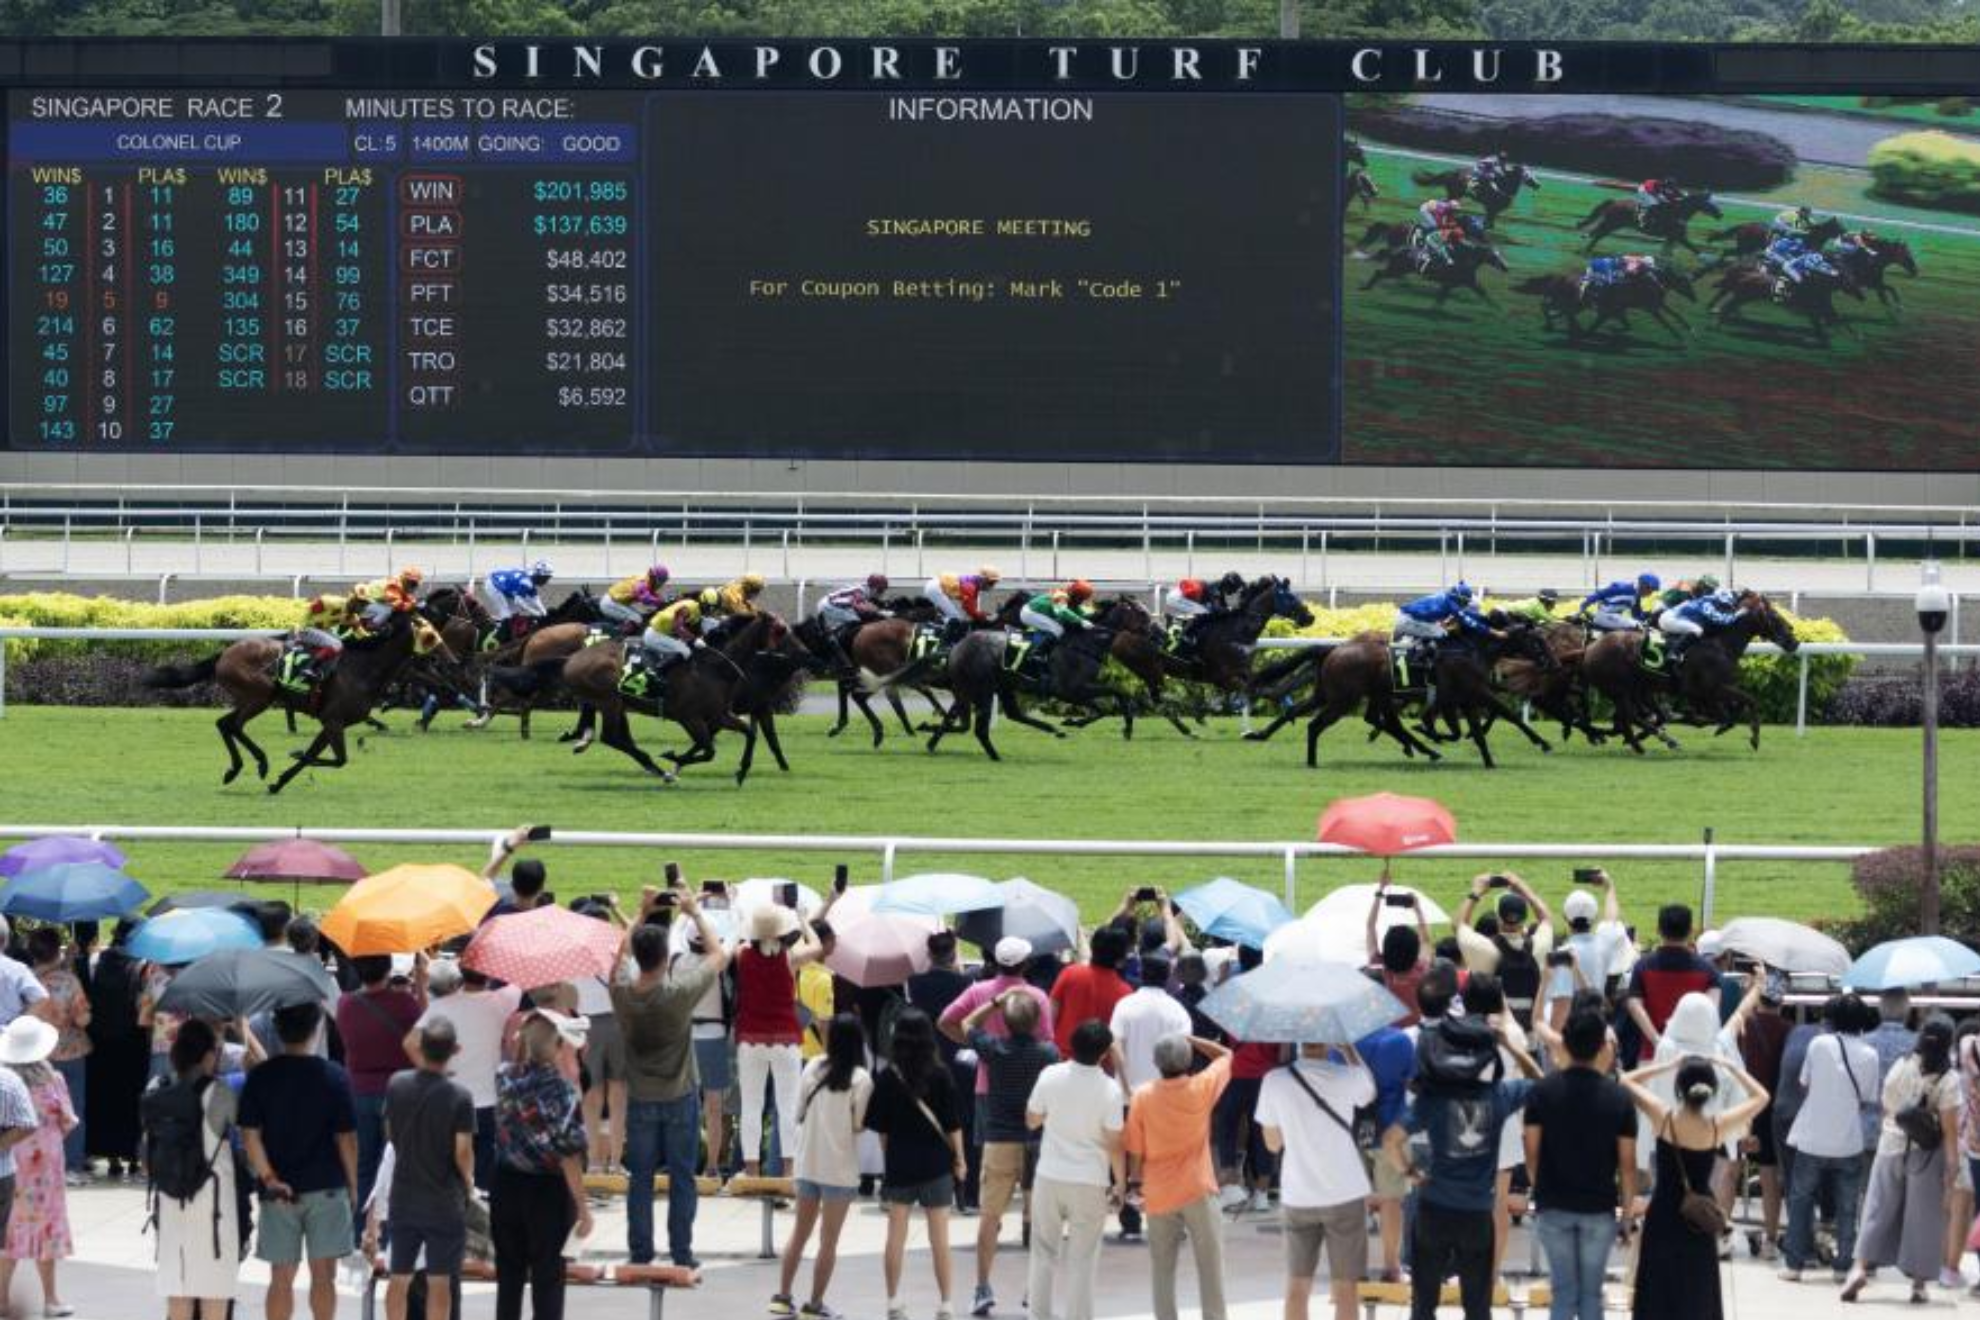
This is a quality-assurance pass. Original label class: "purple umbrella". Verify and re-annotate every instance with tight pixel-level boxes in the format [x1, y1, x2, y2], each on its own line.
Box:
[0, 836, 125, 878]
[222, 839, 367, 885]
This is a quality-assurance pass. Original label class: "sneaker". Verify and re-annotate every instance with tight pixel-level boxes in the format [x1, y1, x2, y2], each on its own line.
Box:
[769, 1296, 797, 1318]
[888, 1308, 909, 1320]
[934, 1307, 953, 1320]
[799, 1306, 842, 1320]
[1777, 1268, 1803, 1283]
[970, 1284, 995, 1317]
[1840, 1272, 1866, 1303]
[1245, 1190, 1272, 1215]
[44, 1307, 74, 1319]
[1760, 1237, 1779, 1262]
[1940, 1269, 1964, 1290]
[1217, 1185, 1247, 1212]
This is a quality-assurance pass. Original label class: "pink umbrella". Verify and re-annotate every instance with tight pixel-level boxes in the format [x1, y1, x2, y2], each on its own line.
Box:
[462, 906, 624, 990]
[223, 839, 368, 885]
[824, 887, 941, 989]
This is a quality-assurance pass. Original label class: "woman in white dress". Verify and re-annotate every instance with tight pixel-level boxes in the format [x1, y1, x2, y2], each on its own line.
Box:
[153, 1019, 239, 1320]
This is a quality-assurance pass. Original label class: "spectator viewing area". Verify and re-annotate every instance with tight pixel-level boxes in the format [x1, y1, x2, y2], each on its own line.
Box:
[2, 31, 1980, 1320]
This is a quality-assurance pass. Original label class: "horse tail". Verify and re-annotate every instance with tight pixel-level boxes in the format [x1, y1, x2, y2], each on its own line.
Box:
[142, 654, 221, 689]
[1251, 644, 1331, 689]
[859, 654, 930, 695]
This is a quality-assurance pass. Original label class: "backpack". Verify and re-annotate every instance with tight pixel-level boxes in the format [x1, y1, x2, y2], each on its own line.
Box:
[1895, 1064, 1948, 1152]
[140, 1075, 226, 1253]
[1491, 936, 1542, 1025]
[1416, 1017, 1504, 1095]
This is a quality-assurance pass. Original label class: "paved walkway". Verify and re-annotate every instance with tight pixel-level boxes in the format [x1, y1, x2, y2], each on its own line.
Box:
[29, 1180, 1974, 1318]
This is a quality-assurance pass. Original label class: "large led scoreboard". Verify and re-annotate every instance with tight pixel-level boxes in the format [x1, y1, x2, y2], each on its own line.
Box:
[5, 39, 1980, 471]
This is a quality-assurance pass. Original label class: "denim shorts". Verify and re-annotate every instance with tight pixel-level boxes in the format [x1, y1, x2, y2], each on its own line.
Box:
[796, 1178, 857, 1204]
[693, 1036, 733, 1092]
[256, 1187, 356, 1265]
[882, 1174, 955, 1210]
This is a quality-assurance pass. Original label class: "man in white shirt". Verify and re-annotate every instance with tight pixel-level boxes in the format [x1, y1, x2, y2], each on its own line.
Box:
[1539, 877, 1632, 1028]
[0, 920, 48, 1029]
[1780, 994, 1878, 1283]
[407, 964, 522, 1193]
[1026, 1021, 1127, 1320]
[1257, 1042, 1376, 1320]
[1111, 956, 1193, 1093]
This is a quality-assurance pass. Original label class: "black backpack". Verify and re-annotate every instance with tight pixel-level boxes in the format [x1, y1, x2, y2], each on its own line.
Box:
[141, 1076, 226, 1251]
[1492, 936, 1542, 1025]
[1416, 1017, 1505, 1095]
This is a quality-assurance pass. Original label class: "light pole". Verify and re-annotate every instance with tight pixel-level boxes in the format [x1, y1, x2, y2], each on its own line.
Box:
[1916, 560, 1949, 935]
[1279, 0, 1299, 38]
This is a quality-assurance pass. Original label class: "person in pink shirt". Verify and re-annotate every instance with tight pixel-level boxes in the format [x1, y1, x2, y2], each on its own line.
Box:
[937, 938, 1057, 1098]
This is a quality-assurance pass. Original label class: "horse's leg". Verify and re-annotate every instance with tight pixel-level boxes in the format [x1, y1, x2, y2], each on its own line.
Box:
[216, 709, 247, 784]
[1610, 695, 1649, 755]
[761, 713, 791, 773]
[912, 686, 952, 732]
[1482, 693, 1552, 753]
[1304, 699, 1354, 769]
[1147, 678, 1196, 739]
[884, 690, 918, 739]
[845, 689, 886, 747]
[598, 710, 675, 783]
[1246, 692, 1323, 742]
[268, 725, 334, 795]
[1461, 707, 1497, 769]
[925, 694, 968, 754]
[736, 717, 758, 787]
[999, 691, 1065, 740]
[972, 695, 1002, 762]
[827, 682, 852, 738]
[566, 703, 597, 752]
[224, 699, 274, 782]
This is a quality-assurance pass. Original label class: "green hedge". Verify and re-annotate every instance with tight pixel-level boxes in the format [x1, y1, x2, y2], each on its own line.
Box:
[1868, 130, 1980, 214]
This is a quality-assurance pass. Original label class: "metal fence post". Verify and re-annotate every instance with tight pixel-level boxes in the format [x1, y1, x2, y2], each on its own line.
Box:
[1, 638, 9, 718]
[1700, 826, 1717, 928]
[781, 530, 790, 580]
[1865, 531, 1876, 592]
[1723, 532, 1735, 585]
[1795, 652, 1811, 737]
[1300, 529, 1310, 591]
[882, 841, 898, 885]
[1283, 846, 1298, 911]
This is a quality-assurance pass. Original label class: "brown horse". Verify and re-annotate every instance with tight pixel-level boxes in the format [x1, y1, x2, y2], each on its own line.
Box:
[558, 612, 790, 783]
[1411, 163, 1540, 227]
[1827, 234, 1918, 312]
[921, 624, 1117, 761]
[1706, 216, 1845, 261]
[1242, 633, 1443, 769]
[1581, 591, 1799, 754]
[1578, 192, 1722, 254]
[1054, 598, 1200, 740]
[1494, 621, 1606, 746]
[793, 601, 954, 747]
[1709, 264, 1862, 344]
[144, 616, 455, 793]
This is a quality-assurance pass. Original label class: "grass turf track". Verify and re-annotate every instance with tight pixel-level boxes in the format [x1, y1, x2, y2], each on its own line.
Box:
[1341, 129, 1980, 470]
[1, 706, 1970, 932]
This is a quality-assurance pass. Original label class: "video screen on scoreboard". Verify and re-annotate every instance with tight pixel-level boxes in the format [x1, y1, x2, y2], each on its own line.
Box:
[5, 89, 1341, 461]
[1340, 93, 1980, 470]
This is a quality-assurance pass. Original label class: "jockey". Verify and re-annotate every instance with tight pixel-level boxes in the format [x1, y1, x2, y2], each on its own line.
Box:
[1415, 198, 1466, 265]
[1635, 176, 1683, 221]
[1499, 588, 1560, 625]
[714, 572, 768, 618]
[639, 595, 704, 673]
[1770, 204, 1816, 240]
[1656, 574, 1717, 613]
[1394, 581, 1487, 652]
[601, 564, 669, 632]
[280, 593, 358, 692]
[818, 574, 890, 631]
[483, 560, 553, 624]
[1658, 587, 1742, 657]
[1472, 149, 1512, 187]
[923, 567, 1001, 634]
[1579, 574, 1660, 632]
[1774, 246, 1834, 291]
[354, 565, 423, 631]
[1580, 253, 1654, 294]
[1019, 581, 1096, 656]
[1165, 578, 1214, 619]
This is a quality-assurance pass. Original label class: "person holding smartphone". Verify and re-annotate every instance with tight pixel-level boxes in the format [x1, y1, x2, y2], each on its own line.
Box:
[735, 885, 838, 1180]
[1365, 882, 1433, 1027]
[1455, 873, 1555, 1029]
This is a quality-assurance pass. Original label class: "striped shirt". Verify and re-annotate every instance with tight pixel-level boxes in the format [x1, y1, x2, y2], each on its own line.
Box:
[970, 1029, 1060, 1143]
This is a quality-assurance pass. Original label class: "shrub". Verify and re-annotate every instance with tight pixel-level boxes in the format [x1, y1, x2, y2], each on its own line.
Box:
[1868, 130, 1980, 214]
[1349, 104, 1797, 190]
[1935, 97, 1972, 118]
[0, 592, 298, 665]
[1823, 669, 1980, 727]
[1826, 845, 1980, 951]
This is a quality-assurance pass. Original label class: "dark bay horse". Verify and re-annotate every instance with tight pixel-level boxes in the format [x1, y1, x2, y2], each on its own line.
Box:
[923, 624, 1117, 761]
[793, 601, 953, 748]
[1494, 621, 1606, 746]
[1706, 216, 1844, 262]
[1361, 241, 1509, 306]
[1578, 193, 1722, 255]
[1242, 632, 1443, 769]
[1412, 164, 1540, 227]
[1827, 234, 1918, 312]
[144, 617, 454, 793]
[1582, 592, 1799, 754]
[1709, 265, 1861, 344]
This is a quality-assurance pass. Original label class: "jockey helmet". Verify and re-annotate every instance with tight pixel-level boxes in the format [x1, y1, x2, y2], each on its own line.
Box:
[698, 588, 720, 611]
[977, 566, 1002, 584]
[1219, 571, 1245, 594]
[1537, 588, 1559, 607]
[1066, 580, 1095, 605]
[397, 566, 424, 588]
[646, 564, 670, 587]
[529, 559, 555, 582]
[1450, 581, 1475, 603]
[1693, 575, 1719, 595]
[740, 572, 767, 593]
[1636, 573, 1661, 593]
[866, 573, 890, 595]
[1179, 580, 1205, 602]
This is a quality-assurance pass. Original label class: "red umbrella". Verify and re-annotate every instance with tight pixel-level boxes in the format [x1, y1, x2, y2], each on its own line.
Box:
[462, 906, 623, 990]
[223, 839, 368, 885]
[1316, 792, 1457, 855]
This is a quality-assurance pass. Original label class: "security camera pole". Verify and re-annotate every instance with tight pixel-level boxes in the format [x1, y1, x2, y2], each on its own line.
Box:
[1916, 558, 1950, 935]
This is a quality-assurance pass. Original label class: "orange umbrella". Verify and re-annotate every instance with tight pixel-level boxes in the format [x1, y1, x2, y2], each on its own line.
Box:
[320, 864, 496, 956]
[1316, 792, 1457, 855]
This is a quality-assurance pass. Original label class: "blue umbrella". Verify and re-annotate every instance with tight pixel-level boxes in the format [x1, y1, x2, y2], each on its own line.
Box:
[127, 908, 261, 966]
[873, 872, 1004, 918]
[0, 836, 125, 878]
[0, 862, 150, 922]
[1174, 877, 1295, 950]
[1841, 936, 1980, 992]
[1201, 958, 1408, 1044]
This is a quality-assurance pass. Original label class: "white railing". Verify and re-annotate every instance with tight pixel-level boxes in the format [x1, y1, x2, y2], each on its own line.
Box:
[0, 626, 1962, 733]
[0, 822, 1878, 928]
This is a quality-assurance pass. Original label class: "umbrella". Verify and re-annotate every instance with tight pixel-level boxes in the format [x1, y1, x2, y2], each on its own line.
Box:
[670, 907, 739, 957]
[463, 906, 626, 990]
[1718, 917, 1851, 978]
[0, 836, 125, 877]
[730, 878, 826, 920]
[1301, 884, 1451, 928]
[1201, 958, 1408, 1044]
[147, 891, 261, 917]
[874, 872, 1004, 918]
[825, 887, 941, 988]
[1316, 793, 1457, 855]
[320, 864, 496, 956]
[1173, 877, 1295, 950]
[1263, 916, 1368, 966]
[156, 948, 339, 1019]
[955, 878, 1081, 956]
[127, 908, 262, 965]
[223, 839, 367, 885]
[1841, 936, 1980, 992]
[0, 862, 149, 922]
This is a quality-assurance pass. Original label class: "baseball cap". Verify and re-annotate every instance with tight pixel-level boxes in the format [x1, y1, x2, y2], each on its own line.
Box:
[1697, 930, 1724, 960]
[995, 936, 1034, 969]
[1563, 891, 1599, 925]
[1497, 893, 1530, 926]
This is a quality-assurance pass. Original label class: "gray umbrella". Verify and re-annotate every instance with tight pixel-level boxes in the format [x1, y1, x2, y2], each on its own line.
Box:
[955, 878, 1081, 957]
[156, 949, 339, 1019]
[1717, 917, 1851, 978]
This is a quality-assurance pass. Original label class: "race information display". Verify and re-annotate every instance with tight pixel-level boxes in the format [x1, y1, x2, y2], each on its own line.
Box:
[6, 88, 1339, 460]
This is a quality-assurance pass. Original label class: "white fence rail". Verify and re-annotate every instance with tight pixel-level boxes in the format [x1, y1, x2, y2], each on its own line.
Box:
[0, 626, 1960, 733]
[0, 823, 1879, 928]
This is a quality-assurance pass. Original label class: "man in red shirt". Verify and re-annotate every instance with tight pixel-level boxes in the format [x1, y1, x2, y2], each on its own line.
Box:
[1623, 903, 1720, 1060]
[1049, 926, 1134, 1058]
[335, 952, 428, 1206]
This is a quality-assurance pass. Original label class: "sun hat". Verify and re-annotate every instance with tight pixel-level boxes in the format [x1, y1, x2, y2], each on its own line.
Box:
[994, 936, 1034, 969]
[0, 1018, 55, 1066]
[750, 905, 799, 944]
[526, 1009, 589, 1048]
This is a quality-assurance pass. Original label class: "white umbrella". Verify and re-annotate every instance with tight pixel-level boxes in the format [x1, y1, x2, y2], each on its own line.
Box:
[1717, 917, 1850, 978]
[1263, 915, 1368, 966]
[1302, 883, 1450, 926]
[731, 878, 826, 920]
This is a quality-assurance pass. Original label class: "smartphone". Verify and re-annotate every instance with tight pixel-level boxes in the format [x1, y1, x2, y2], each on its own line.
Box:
[663, 862, 683, 886]
[1486, 874, 1511, 890]
[1546, 949, 1574, 969]
[654, 891, 679, 908]
[701, 879, 725, 896]
[1135, 886, 1159, 903]
[1384, 894, 1415, 909]
[833, 864, 850, 895]
[526, 824, 554, 843]
[777, 882, 800, 909]
[1572, 867, 1601, 883]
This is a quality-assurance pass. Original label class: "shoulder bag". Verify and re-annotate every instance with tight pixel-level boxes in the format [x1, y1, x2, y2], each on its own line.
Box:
[1664, 1114, 1728, 1237]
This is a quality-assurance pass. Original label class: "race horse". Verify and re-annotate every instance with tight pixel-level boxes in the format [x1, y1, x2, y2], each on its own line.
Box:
[1706, 216, 1845, 263]
[1360, 240, 1509, 306]
[1494, 620, 1607, 746]
[1241, 633, 1444, 769]
[1055, 597, 1201, 740]
[1581, 591, 1800, 754]
[1827, 234, 1918, 313]
[1343, 168, 1380, 217]
[144, 615, 456, 794]
[1412, 163, 1541, 227]
[1517, 266, 1696, 342]
[1578, 192, 1723, 255]
[1709, 265, 1862, 345]
[1409, 628, 1561, 767]
[556, 611, 794, 783]
[922, 623, 1119, 761]
[792, 597, 956, 748]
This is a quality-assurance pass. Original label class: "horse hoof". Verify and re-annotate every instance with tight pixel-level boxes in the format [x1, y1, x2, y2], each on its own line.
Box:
[221, 769, 240, 785]
[266, 784, 283, 797]
[826, 726, 843, 739]
[1538, 743, 1554, 755]
[1242, 731, 1269, 742]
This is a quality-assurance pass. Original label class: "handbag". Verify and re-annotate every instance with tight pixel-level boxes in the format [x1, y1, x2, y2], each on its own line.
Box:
[1282, 1061, 1379, 1152]
[1665, 1115, 1728, 1237]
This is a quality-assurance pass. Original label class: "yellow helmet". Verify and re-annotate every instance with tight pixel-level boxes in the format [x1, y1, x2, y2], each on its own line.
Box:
[398, 565, 424, 587]
[978, 566, 1002, 584]
[741, 572, 767, 593]
[698, 588, 720, 610]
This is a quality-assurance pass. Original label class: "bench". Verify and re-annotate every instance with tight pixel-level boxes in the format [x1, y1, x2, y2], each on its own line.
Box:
[1356, 1281, 1554, 1318]
[581, 1171, 796, 1258]
[358, 1256, 699, 1320]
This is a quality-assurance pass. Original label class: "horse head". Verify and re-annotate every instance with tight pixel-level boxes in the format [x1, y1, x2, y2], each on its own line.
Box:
[1739, 592, 1800, 654]
[1096, 597, 1153, 632]
[1271, 577, 1314, 628]
[1887, 239, 1919, 276]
